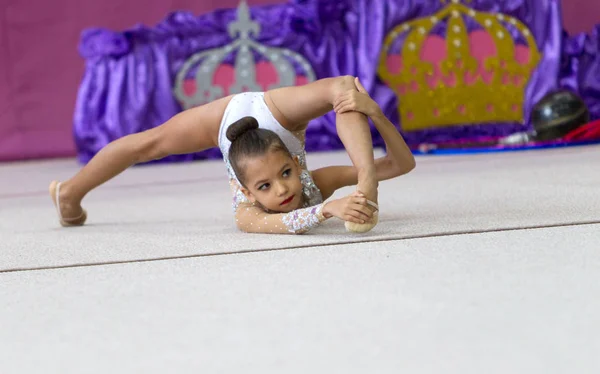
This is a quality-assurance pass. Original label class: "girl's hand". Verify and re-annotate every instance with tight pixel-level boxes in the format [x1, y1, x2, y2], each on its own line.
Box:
[322, 191, 375, 224]
[333, 77, 382, 117]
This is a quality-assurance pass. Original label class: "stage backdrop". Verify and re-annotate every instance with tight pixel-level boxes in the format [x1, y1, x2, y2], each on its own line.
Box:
[0, 0, 598, 162]
[71, 0, 600, 164]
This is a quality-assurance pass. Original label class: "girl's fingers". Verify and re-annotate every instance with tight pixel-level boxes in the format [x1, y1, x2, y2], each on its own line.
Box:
[344, 214, 365, 224]
[351, 204, 373, 219]
[338, 105, 352, 114]
[334, 93, 350, 107]
[334, 99, 350, 111]
[354, 77, 368, 93]
[352, 196, 378, 213]
[352, 196, 368, 205]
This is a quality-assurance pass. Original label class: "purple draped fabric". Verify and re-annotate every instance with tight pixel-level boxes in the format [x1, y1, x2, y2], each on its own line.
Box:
[73, 0, 597, 164]
[560, 25, 600, 121]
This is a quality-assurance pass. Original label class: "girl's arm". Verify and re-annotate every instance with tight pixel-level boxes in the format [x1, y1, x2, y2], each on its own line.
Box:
[234, 202, 327, 234]
[367, 111, 416, 174]
[312, 78, 416, 200]
[234, 192, 374, 234]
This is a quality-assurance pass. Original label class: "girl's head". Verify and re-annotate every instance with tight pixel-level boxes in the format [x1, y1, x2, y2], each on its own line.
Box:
[227, 116, 304, 213]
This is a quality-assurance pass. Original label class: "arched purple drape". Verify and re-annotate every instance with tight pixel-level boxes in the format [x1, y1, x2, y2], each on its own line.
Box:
[560, 25, 600, 120]
[73, 0, 599, 164]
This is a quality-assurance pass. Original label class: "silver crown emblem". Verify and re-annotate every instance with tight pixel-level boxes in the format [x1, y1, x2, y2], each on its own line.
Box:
[174, 0, 316, 109]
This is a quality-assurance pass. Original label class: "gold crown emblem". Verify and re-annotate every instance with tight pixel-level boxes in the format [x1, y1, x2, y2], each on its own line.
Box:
[377, 0, 542, 132]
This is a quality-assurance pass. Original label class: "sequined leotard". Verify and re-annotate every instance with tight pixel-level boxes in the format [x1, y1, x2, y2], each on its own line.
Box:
[218, 92, 326, 234]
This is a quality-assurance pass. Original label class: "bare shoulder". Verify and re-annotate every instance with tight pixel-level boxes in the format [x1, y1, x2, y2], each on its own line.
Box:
[310, 166, 358, 200]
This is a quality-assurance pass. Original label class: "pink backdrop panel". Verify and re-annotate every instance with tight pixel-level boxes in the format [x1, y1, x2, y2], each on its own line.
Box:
[0, 0, 284, 162]
[562, 0, 599, 34]
[0, 0, 597, 161]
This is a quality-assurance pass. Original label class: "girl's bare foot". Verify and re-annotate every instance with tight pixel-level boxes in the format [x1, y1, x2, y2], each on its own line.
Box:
[49, 181, 87, 227]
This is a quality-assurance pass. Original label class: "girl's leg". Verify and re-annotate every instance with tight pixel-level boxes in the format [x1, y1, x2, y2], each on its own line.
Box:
[265, 76, 378, 203]
[52, 95, 233, 221]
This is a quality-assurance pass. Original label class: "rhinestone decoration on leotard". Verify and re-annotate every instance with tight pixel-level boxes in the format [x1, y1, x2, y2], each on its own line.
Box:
[281, 204, 325, 234]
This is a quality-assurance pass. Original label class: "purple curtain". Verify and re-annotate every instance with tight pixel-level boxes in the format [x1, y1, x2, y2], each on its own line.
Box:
[73, 0, 598, 164]
[560, 25, 600, 120]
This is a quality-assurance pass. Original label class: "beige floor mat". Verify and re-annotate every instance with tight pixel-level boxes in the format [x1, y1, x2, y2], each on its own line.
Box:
[1, 224, 598, 373]
[1, 146, 599, 272]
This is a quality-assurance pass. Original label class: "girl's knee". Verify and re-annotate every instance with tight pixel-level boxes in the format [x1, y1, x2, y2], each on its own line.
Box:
[337, 75, 355, 88]
[330, 75, 356, 101]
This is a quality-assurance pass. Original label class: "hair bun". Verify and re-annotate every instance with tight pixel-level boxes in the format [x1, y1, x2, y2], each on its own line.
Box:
[226, 116, 259, 142]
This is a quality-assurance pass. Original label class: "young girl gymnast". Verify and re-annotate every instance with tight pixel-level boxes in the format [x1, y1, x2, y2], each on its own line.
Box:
[50, 76, 415, 234]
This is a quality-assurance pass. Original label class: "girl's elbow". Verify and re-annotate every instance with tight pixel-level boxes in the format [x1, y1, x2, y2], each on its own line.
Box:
[394, 156, 416, 176]
[405, 155, 416, 173]
[235, 219, 254, 233]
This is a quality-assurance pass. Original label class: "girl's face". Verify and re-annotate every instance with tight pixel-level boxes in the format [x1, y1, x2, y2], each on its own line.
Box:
[240, 149, 304, 213]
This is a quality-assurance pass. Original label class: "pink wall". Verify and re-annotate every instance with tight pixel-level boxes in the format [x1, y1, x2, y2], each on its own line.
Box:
[0, 0, 283, 162]
[562, 0, 599, 34]
[0, 0, 598, 161]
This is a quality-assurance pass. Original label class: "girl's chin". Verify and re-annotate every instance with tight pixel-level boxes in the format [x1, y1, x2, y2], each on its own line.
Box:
[273, 206, 294, 214]
[271, 204, 298, 214]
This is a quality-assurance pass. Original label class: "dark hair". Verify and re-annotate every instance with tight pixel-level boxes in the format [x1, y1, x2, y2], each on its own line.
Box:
[226, 116, 292, 185]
